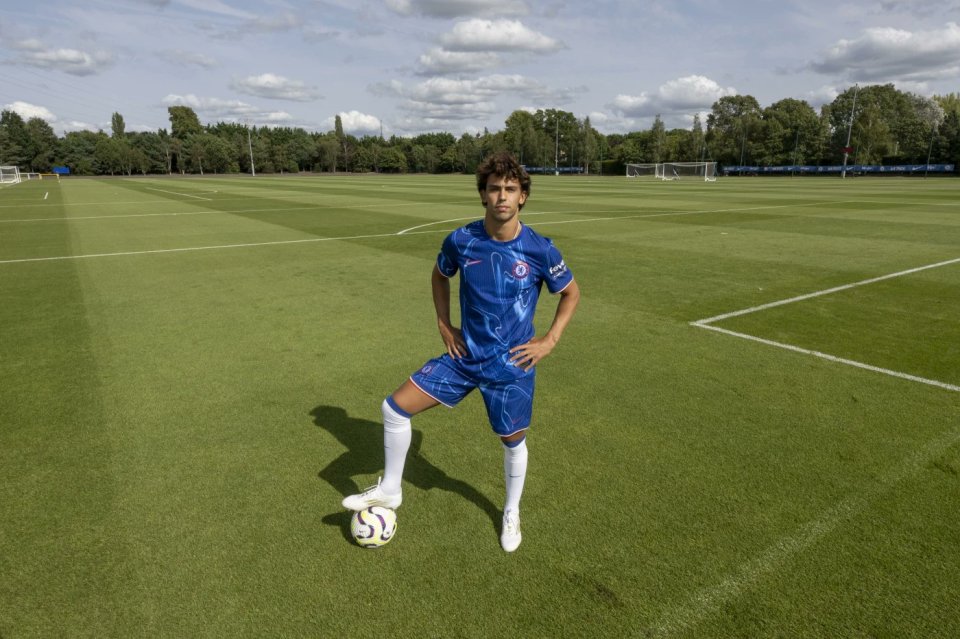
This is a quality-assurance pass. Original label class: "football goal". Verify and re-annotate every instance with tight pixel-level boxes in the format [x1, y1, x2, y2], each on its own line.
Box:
[0, 166, 21, 185]
[626, 162, 717, 182]
[625, 163, 658, 178]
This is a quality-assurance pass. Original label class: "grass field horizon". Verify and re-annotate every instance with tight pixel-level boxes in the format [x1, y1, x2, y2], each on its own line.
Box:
[2, 173, 958, 637]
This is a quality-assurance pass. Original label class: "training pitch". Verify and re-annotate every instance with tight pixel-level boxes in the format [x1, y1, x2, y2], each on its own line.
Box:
[1, 173, 958, 637]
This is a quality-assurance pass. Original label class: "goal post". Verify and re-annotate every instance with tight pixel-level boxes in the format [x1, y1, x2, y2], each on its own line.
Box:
[0, 166, 21, 185]
[627, 162, 717, 181]
[625, 163, 658, 178]
[658, 161, 717, 182]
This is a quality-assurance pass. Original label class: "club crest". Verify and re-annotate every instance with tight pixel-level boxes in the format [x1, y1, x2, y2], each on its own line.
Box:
[511, 260, 530, 279]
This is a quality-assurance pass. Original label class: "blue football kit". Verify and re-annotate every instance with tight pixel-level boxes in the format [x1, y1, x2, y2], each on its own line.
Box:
[410, 220, 574, 436]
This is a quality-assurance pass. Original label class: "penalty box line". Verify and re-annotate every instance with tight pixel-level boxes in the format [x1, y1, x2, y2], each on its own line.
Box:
[691, 257, 960, 393]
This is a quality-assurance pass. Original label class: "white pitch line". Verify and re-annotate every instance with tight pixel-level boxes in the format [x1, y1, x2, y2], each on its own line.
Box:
[397, 212, 547, 234]
[651, 423, 960, 636]
[695, 323, 960, 393]
[0, 231, 405, 264]
[690, 257, 960, 393]
[144, 186, 212, 201]
[695, 257, 960, 325]
[0, 198, 895, 265]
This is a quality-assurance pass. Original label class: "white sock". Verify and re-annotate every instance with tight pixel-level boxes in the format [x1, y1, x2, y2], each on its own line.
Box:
[503, 438, 528, 513]
[381, 398, 411, 495]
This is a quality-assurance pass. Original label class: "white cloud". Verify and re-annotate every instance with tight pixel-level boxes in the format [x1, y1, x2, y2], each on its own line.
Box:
[804, 85, 839, 109]
[5, 101, 57, 122]
[610, 75, 736, 118]
[62, 120, 98, 133]
[13, 43, 114, 76]
[376, 74, 582, 124]
[610, 94, 651, 113]
[386, 0, 528, 18]
[162, 94, 293, 125]
[323, 110, 382, 135]
[584, 110, 636, 134]
[231, 73, 323, 102]
[418, 48, 501, 74]
[657, 76, 736, 110]
[440, 19, 562, 53]
[810, 22, 960, 83]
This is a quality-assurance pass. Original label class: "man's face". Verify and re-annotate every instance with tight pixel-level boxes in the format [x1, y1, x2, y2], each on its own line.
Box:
[482, 175, 527, 223]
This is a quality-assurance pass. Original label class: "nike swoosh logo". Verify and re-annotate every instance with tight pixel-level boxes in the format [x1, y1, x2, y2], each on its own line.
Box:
[465, 259, 482, 267]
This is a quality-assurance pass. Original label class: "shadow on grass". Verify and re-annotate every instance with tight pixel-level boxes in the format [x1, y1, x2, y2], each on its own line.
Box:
[311, 405, 500, 542]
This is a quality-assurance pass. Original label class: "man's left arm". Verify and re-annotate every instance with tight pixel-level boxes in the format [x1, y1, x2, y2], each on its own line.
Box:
[509, 279, 580, 372]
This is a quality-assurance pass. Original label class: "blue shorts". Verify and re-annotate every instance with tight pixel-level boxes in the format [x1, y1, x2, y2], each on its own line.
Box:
[409, 354, 536, 437]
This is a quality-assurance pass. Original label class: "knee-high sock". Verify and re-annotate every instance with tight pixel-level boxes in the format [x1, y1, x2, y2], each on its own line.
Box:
[381, 397, 411, 494]
[503, 437, 528, 513]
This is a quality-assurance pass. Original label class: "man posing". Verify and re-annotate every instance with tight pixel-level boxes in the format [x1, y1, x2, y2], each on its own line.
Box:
[342, 152, 580, 552]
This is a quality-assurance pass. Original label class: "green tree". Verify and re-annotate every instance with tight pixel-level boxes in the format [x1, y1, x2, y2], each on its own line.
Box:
[95, 135, 124, 175]
[0, 110, 29, 166]
[167, 106, 202, 140]
[649, 115, 667, 162]
[379, 146, 408, 173]
[679, 114, 707, 161]
[827, 84, 931, 163]
[111, 112, 126, 138]
[24, 118, 59, 172]
[932, 109, 960, 166]
[57, 130, 103, 175]
[315, 133, 340, 172]
[706, 95, 763, 166]
[761, 98, 820, 165]
[853, 102, 892, 164]
[129, 131, 169, 175]
[934, 93, 960, 119]
[456, 132, 481, 174]
[503, 110, 539, 164]
[580, 116, 599, 173]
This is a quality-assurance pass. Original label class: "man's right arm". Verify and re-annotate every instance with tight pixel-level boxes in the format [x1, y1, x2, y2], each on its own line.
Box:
[432, 265, 467, 359]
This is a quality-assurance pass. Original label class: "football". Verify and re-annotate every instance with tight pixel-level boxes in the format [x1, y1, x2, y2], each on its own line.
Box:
[350, 507, 397, 548]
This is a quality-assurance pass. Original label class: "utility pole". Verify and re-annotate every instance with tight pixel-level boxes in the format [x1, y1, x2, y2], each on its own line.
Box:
[554, 115, 559, 176]
[841, 84, 859, 180]
[924, 125, 936, 179]
[246, 122, 256, 177]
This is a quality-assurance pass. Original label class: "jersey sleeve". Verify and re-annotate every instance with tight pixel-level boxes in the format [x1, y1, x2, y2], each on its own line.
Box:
[436, 231, 459, 278]
[543, 242, 573, 293]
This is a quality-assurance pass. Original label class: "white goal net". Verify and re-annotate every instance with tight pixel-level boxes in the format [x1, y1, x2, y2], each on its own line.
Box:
[659, 162, 717, 181]
[627, 162, 717, 182]
[625, 163, 658, 178]
[0, 166, 21, 185]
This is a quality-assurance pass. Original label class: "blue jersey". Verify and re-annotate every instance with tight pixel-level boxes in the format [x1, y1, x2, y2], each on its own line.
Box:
[436, 220, 573, 380]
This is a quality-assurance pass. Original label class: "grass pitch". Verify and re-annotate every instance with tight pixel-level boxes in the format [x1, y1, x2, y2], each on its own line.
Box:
[1, 173, 958, 637]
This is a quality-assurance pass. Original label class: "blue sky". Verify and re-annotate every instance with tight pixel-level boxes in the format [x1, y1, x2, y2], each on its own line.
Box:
[1, 0, 959, 137]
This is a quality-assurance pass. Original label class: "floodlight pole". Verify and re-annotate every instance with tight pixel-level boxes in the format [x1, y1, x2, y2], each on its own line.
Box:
[246, 123, 256, 177]
[792, 128, 800, 177]
[924, 125, 936, 179]
[841, 84, 859, 180]
[554, 116, 559, 176]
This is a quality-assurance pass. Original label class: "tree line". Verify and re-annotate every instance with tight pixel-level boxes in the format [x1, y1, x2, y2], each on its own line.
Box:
[1, 84, 958, 177]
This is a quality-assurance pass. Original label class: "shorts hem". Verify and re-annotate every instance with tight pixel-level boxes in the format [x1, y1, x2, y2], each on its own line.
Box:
[497, 425, 529, 438]
[408, 377, 455, 408]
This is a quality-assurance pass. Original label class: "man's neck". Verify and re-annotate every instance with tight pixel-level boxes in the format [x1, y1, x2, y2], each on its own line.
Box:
[485, 217, 521, 242]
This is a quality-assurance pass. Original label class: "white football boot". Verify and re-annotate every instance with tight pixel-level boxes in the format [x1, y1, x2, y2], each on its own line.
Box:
[341, 477, 402, 511]
[500, 509, 522, 552]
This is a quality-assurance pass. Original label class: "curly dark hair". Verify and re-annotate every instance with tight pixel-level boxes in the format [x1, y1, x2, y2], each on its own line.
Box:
[475, 152, 531, 206]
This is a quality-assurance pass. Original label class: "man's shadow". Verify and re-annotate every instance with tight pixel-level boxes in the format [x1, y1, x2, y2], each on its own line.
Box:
[311, 405, 500, 541]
